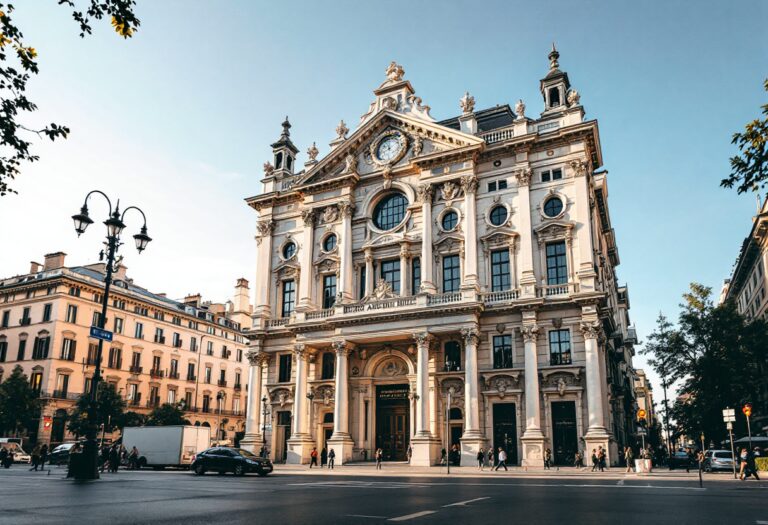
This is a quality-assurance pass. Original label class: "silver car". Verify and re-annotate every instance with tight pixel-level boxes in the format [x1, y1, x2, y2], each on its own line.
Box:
[703, 449, 734, 472]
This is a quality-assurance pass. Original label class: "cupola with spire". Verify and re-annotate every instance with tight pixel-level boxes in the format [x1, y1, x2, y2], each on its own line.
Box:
[271, 116, 299, 175]
[540, 43, 571, 114]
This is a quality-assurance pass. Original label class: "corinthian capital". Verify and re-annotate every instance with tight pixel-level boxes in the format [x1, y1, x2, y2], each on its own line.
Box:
[412, 332, 435, 348]
[514, 168, 532, 187]
[293, 343, 307, 359]
[460, 174, 478, 195]
[256, 219, 276, 238]
[301, 209, 316, 227]
[521, 324, 539, 343]
[246, 350, 270, 367]
[338, 201, 355, 218]
[570, 159, 588, 177]
[580, 320, 602, 340]
[461, 327, 480, 346]
[332, 340, 355, 356]
[416, 183, 434, 203]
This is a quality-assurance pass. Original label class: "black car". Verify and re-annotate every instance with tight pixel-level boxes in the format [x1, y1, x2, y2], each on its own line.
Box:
[48, 443, 77, 465]
[669, 450, 695, 470]
[191, 447, 273, 476]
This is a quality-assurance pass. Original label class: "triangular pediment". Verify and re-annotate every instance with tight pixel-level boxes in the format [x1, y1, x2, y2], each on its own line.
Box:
[296, 109, 484, 189]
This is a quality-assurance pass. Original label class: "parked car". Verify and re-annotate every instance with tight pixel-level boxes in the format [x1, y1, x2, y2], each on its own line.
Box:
[0, 439, 31, 464]
[703, 450, 734, 472]
[49, 443, 77, 465]
[191, 447, 273, 476]
[669, 450, 694, 470]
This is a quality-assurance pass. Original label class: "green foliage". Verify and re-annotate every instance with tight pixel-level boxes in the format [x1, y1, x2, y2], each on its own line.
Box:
[67, 382, 126, 437]
[0, 1, 140, 196]
[119, 410, 146, 429]
[721, 79, 768, 194]
[146, 403, 186, 426]
[0, 365, 40, 435]
[643, 283, 768, 446]
[756, 457, 768, 472]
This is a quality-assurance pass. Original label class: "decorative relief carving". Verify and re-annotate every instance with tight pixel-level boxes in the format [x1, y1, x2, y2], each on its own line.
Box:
[332, 340, 353, 356]
[416, 183, 434, 203]
[256, 219, 275, 239]
[521, 324, 540, 343]
[338, 201, 355, 218]
[580, 320, 602, 340]
[246, 350, 270, 367]
[440, 181, 459, 201]
[367, 278, 396, 300]
[343, 153, 358, 175]
[413, 332, 435, 348]
[269, 387, 294, 407]
[569, 159, 588, 177]
[566, 89, 581, 107]
[411, 134, 423, 156]
[441, 377, 465, 405]
[301, 209, 316, 227]
[461, 327, 480, 346]
[460, 174, 478, 195]
[514, 168, 532, 186]
[263, 162, 275, 176]
[322, 205, 339, 223]
[307, 142, 319, 162]
[525, 444, 543, 460]
[377, 358, 408, 377]
[491, 375, 520, 398]
[315, 385, 335, 406]
[336, 120, 349, 140]
[386, 61, 404, 82]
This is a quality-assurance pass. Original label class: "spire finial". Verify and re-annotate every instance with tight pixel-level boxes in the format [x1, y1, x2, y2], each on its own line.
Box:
[281, 116, 291, 137]
[548, 43, 560, 70]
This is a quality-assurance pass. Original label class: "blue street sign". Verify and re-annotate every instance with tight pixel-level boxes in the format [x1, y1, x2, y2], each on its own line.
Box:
[90, 326, 113, 342]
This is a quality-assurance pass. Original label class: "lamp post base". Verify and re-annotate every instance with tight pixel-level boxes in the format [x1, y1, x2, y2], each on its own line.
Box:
[72, 437, 101, 480]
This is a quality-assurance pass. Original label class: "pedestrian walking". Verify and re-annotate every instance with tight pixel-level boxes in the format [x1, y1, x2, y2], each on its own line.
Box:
[309, 447, 318, 468]
[406, 444, 412, 464]
[598, 446, 606, 472]
[624, 446, 634, 473]
[375, 448, 383, 470]
[591, 449, 598, 471]
[128, 446, 139, 470]
[109, 445, 120, 473]
[477, 448, 485, 470]
[440, 448, 447, 466]
[29, 445, 41, 471]
[0, 447, 10, 469]
[328, 448, 336, 469]
[685, 447, 694, 473]
[320, 447, 328, 468]
[544, 448, 552, 470]
[494, 447, 508, 471]
[39, 444, 48, 471]
[487, 447, 494, 469]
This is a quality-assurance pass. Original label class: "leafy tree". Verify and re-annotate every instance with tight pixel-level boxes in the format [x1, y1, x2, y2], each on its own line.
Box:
[119, 410, 146, 429]
[643, 283, 768, 447]
[0, 1, 140, 196]
[67, 382, 126, 437]
[721, 79, 768, 194]
[0, 365, 39, 436]
[146, 403, 186, 426]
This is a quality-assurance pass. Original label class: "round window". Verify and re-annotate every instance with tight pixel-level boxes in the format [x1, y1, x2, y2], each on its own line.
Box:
[489, 205, 508, 226]
[441, 210, 459, 231]
[323, 234, 337, 252]
[543, 197, 564, 217]
[373, 193, 408, 230]
[282, 242, 296, 259]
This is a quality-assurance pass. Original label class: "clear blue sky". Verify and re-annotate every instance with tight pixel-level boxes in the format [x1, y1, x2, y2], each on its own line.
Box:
[1, 1, 766, 395]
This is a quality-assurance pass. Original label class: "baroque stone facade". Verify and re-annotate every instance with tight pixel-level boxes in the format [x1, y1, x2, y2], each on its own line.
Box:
[242, 48, 639, 467]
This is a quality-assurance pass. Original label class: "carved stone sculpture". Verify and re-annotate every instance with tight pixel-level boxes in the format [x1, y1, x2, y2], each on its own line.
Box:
[459, 91, 475, 114]
[515, 99, 526, 119]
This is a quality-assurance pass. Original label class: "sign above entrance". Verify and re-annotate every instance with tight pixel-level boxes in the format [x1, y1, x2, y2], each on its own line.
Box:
[377, 384, 410, 401]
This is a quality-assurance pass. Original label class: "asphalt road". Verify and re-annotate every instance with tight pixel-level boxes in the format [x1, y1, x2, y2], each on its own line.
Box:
[0, 466, 765, 524]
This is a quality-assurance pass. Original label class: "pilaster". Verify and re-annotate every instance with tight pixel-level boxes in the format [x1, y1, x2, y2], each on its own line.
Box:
[418, 184, 437, 293]
[514, 167, 537, 297]
[296, 210, 316, 312]
[520, 310, 545, 467]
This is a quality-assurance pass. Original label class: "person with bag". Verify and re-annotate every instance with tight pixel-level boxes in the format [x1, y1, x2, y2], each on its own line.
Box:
[624, 446, 634, 473]
[477, 448, 485, 470]
[375, 448, 383, 470]
[309, 447, 318, 468]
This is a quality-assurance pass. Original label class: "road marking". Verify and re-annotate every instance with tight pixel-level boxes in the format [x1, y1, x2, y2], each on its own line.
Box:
[755, 521, 768, 524]
[442, 497, 490, 507]
[347, 515, 389, 519]
[289, 480, 431, 488]
[617, 479, 625, 485]
[388, 510, 436, 521]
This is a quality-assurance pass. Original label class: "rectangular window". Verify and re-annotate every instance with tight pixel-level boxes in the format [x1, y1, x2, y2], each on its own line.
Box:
[323, 274, 337, 309]
[92, 311, 102, 327]
[127, 383, 138, 403]
[549, 329, 572, 365]
[114, 317, 124, 335]
[108, 347, 122, 369]
[131, 352, 142, 371]
[42, 304, 52, 322]
[412, 258, 421, 294]
[234, 371, 241, 387]
[154, 328, 165, 344]
[30, 371, 43, 393]
[381, 259, 401, 293]
[184, 391, 193, 408]
[488, 181, 497, 192]
[168, 389, 176, 405]
[187, 362, 196, 380]
[69, 286, 80, 297]
[61, 338, 77, 361]
[219, 369, 226, 386]
[93, 292, 102, 303]
[17, 339, 27, 361]
[498, 179, 508, 190]
[32, 336, 50, 359]
[205, 366, 212, 384]
[278, 354, 292, 383]
[170, 358, 179, 378]
[541, 168, 563, 183]
[1, 310, 9, 328]
[546, 241, 568, 285]
[87, 343, 99, 365]
[202, 395, 211, 413]
[66, 304, 78, 324]
[0, 341, 7, 362]
[207, 341, 213, 356]
[55, 373, 70, 397]
[172, 332, 181, 348]
[490, 250, 511, 292]
[21, 306, 31, 325]
[190, 337, 197, 352]
[233, 397, 241, 414]
[84, 377, 93, 395]
[552, 168, 562, 180]
[442, 255, 460, 292]
[359, 266, 367, 299]
[493, 334, 513, 369]
[236, 348, 243, 362]
[152, 355, 161, 374]
[281, 279, 295, 318]
[135, 322, 144, 339]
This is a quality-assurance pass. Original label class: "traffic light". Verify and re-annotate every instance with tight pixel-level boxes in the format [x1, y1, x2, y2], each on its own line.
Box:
[637, 409, 647, 422]
[743, 403, 752, 418]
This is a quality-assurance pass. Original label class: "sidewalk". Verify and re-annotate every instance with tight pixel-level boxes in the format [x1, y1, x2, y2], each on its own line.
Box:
[272, 462, 720, 481]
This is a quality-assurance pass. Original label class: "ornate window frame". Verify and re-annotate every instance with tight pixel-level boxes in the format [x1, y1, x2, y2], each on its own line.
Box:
[485, 202, 512, 228]
[538, 189, 569, 221]
[278, 235, 298, 262]
[437, 207, 462, 234]
[363, 182, 415, 235]
[320, 231, 339, 255]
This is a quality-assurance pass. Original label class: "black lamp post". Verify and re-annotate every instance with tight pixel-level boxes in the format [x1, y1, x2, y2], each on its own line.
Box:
[216, 391, 226, 442]
[261, 395, 270, 458]
[71, 190, 151, 480]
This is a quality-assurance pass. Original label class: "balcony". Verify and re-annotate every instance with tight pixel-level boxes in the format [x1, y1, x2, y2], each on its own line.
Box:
[129, 365, 143, 374]
[49, 390, 79, 400]
[233, 383, 242, 391]
[481, 289, 520, 306]
[154, 335, 166, 344]
[149, 368, 164, 379]
[19, 317, 31, 326]
[480, 125, 515, 144]
[186, 375, 196, 382]
[536, 282, 579, 298]
[218, 380, 227, 387]
[168, 371, 180, 380]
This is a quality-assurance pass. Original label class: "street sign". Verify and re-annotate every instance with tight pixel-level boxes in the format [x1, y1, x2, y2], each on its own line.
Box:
[637, 427, 647, 436]
[89, 326, 113, 342]
[722, 408, 736, 423]
[726, 422, 733, 430]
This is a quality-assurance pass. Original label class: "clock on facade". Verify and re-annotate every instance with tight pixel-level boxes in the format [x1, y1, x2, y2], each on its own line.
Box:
[371, 131, 406, 165]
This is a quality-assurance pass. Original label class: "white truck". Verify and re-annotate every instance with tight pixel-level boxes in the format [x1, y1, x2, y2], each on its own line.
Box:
[122, 426, 211, 469]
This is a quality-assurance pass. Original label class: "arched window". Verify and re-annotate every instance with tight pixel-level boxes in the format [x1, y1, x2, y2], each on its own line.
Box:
[286, 155, 293, 171]
[323, 412, 334, 424]
[444, 341, 461, 371]
[321, 352, 335, 380]
[449, 407, 463, 421]
[374, 193, 408, 230]
[549, 87, 561, 107]
[275, 152, 283, 169]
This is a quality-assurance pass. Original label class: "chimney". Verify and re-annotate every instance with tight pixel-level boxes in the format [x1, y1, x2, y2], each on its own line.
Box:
[30, 261, 42, 274]
[43, 252, 67, 271]
[113, 264, 128, 281]
[233, 278, 250, 313]
[184, 294, 202, 308]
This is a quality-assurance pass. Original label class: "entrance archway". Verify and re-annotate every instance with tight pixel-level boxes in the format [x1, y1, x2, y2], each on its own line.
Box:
[368, 353, 413, 462]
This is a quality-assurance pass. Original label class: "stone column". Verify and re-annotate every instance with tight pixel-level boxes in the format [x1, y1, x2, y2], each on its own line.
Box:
[297, 210, 316, 311]
[328, 340, 355, 463]
[417, 184, 436, 293]
[520, 313, 545, 467]
[254, 219, 275, 319]
[581, 316, 611, 465]
[460, 327, 484, 465]
[460, 175, 479, 289]
[339, 202, 355, 302]
[410, 332, 439, 466]
[399, 244, 410, 296]
[515, 168, 537, 298]
[286, 344, 313, 463]
[240, 345, 269, 453]
[364, 249, 374, 298]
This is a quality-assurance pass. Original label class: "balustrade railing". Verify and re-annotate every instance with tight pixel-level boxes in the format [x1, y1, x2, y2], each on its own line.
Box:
[481, 126, 515, 144]
[481, 289, 520, 305]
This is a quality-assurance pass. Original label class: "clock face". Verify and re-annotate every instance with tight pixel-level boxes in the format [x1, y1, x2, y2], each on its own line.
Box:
[377, 136, 402, 162]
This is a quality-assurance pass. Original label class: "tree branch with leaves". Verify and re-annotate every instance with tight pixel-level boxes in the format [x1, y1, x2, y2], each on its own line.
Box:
[721, 79, 768, 194]
[0, 1, 139, 196]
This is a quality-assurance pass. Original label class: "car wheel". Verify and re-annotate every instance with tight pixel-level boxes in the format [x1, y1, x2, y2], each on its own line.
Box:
[194, 464, 206, 475]
[234, 464, 245, 476]
[257, 471, 269, 477]
[704, 464, 712, 473]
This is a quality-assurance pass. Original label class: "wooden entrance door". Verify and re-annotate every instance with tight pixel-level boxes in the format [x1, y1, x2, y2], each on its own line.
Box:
[377, 408, 408, 461]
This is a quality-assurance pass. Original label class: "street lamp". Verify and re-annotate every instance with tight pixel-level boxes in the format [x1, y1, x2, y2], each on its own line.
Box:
[445, 385, 456, 475]
[71, 190, 151, 481]
[261, 395, 270, 458]
[216, 391, 227, 443]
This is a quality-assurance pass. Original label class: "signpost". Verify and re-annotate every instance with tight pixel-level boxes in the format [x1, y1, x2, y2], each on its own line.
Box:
[89, 326, 113, 342]
[637, 409, 647, 452]
[743, 403, 753, 452]
[723, 408, 737, 479]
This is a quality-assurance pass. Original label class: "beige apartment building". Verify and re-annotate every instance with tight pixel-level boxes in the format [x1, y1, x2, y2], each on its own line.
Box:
[241, 48, 640, 467]
[0, 252, 252, 445]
